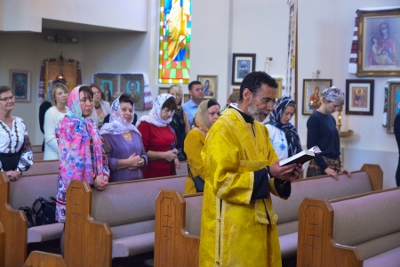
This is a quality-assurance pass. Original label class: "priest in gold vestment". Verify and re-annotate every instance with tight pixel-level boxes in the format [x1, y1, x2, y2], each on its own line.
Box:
[199, 71, 302, 267]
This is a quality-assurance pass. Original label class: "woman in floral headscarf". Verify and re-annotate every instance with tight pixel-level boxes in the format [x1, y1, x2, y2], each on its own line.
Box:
[56, 85, 109, 223]
[265, 96, 302, 160]
[184, 99, 220, 194]
[100, 94, 147, 182]
[136, 93, 178, 178]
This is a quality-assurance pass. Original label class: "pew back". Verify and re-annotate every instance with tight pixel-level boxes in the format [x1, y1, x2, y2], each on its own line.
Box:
[24, 160, 59, 176]
[331, 188, 400, 261]
[65, 175, 186, 267]
[33, 152, 44, 162]
[153, 164, 383, 266]
[272, 169, 377, 233]
[298, 188, 400, 267]
[154, 190, 202, 267]
[31, 145, 42, 153]
[0, 172, 63, 267]
[23, 251, 67, 267]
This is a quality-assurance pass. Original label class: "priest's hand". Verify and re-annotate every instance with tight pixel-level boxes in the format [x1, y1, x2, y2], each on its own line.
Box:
[269, 160, 302, 182]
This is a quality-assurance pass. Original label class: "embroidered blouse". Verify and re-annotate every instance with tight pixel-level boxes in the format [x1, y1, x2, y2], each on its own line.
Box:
[0, 117, 33, 172]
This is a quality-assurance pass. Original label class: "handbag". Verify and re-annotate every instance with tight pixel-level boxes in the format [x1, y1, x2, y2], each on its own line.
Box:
[32, 196, 57, 225]
[189, 167, 204, 192]
[18, 206, 35, 228]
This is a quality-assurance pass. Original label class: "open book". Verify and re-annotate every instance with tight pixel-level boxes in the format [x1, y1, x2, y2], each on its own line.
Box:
[279, 146, 322, 167]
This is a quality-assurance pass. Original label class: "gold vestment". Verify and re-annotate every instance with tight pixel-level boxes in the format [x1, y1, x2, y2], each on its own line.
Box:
[199, 108, 284, 267]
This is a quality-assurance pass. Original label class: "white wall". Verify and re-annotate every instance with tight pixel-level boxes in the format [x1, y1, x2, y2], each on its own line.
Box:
[0, 0, 398, 188]
[297, 0, 400, 188]
[0, 0, 147, 32]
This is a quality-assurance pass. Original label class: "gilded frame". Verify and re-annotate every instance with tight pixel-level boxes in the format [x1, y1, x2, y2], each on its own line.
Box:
[387, 82, 400, 133]
[356, 8, 400, 77]
[93, 73, 118, 103]
[197, 75, 218, 99]
[10, 70, 31, 103]
[302, 79, 332, 115]
[120, 74, 145, 111]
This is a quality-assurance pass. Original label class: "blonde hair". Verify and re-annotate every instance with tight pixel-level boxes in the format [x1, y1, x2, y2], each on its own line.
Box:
[169, 85, 183, 104]
[51, 83, 68, 106]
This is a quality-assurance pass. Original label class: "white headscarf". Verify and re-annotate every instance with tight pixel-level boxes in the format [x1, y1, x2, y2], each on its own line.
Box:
[136, 93, 175, 127]
[99, 94, 141, 136]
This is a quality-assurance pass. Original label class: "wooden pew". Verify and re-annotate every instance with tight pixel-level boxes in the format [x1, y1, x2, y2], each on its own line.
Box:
[176, 161, 188, 176]
[153, 164, 383, 267]
[0, 172, 62, 267]
[297, 187, 400, 267]
[23, 251, 66, 267]
[24, 160, 59, 176]
[271, 164, 382, 260]
[33, 152, 44, 162]
[64, 175, 187, 267]
[154, 190, 202, 267]
[31, 145, 42, 153]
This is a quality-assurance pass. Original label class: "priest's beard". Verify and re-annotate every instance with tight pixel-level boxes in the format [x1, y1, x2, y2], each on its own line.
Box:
[248, 99, 268, 122]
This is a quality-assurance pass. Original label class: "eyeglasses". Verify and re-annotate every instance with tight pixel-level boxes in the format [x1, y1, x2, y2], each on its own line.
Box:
[0, 96, 15, 102]
[258, 95, 276, 107]
[79, 98, 93, 104]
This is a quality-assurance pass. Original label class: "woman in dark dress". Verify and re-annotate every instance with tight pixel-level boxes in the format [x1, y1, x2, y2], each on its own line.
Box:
[169, 85, 190, 161]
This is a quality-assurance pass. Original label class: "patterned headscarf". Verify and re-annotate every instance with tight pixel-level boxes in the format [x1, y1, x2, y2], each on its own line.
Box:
[136, 93, 175, 127]
[322, 86, 344, 103]
[267, 96, 302, 157]
[99, 94, 141, 136]
[62, 85, 106, 182]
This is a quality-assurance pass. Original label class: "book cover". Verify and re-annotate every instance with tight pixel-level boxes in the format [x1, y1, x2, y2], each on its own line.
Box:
[279, 146, 322, 167]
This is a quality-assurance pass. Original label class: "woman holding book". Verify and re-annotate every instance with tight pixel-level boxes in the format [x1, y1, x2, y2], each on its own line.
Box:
[306, 86, 351, 179]
[265, 96, 302, 160]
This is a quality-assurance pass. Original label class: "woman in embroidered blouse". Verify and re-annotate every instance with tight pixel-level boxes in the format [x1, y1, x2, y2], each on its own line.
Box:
[265, 96, 302, 160]
[184, 99, 220, 194]
[56, 85, 109, 223]
[0, 86, 33, 181]
[169, 85, 190, 161]
[100, 94, 148, 182]
[137, 94, 179, 178]
[43, 82, 68, 160]
[90, 84, 110, 129]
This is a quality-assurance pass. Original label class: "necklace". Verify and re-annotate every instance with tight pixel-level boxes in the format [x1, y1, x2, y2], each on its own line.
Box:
[95, 104, 101, 110]
[122, 132, 131, 139]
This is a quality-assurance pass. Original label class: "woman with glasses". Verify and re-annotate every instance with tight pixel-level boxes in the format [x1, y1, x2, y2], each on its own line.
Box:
[56, 85, 109, 224]
[265, 96, 302, 160]
[43, 82, 69, 160]
[306, 86, 351, 179]
[184, 99, 220, 193]
[0, 86, 33, 181]
[90, 84, 110, 129]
